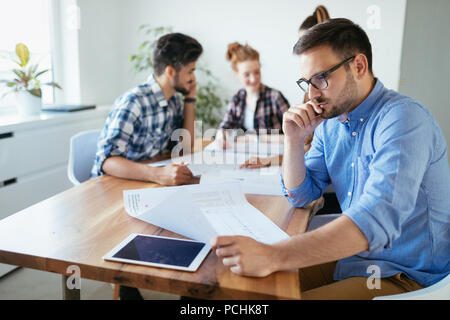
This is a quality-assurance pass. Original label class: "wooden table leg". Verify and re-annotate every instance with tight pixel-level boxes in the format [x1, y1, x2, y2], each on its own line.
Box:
[62, 275, 81, 300]
[112, 284, 120, 300]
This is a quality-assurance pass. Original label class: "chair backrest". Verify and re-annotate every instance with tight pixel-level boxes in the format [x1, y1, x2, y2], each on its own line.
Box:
[373, 273, 450, 300]
[67, 129, 101, 185]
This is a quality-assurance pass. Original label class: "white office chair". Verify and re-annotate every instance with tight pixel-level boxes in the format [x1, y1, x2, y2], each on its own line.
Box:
[373, 273, 450, 300]
[67, 129, 122, 299]
[67, 129, 101, 185]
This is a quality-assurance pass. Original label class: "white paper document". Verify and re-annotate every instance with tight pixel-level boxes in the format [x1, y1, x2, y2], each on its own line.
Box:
[123, 182, 289, 244]
[148, 151, 262, 175]
[204, 140, 284, 156]
[200, 166, 283, 195]
[148, 151, 245, 176]
[148, 152, 283, 195]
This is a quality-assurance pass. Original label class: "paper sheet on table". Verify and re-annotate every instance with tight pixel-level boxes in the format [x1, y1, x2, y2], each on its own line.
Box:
[200, 166, 283, 195]
[147, 151, 283, 195]
[204, 140, 284, 156]
[123, 182, 288, 244]
[148, 151, 254, 176]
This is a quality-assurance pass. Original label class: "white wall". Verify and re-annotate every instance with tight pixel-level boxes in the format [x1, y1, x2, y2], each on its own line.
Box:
[399, 0, 450, 162]
[51, 0, 81, 104]
[71, 0, 407, 109]
[77, 0, 126, 105]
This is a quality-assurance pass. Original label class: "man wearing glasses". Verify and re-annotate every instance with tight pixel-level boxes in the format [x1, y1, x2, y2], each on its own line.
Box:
[212, 18, 450, 299]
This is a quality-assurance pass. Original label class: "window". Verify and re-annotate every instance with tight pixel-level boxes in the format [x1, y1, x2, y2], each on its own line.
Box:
[0, 0, 54, 107]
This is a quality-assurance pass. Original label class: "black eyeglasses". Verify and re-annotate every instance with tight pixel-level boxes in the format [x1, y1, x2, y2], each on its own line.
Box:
[296, 56, 355, 93]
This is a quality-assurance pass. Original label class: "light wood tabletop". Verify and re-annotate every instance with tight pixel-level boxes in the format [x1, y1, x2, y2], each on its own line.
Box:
[0, 141, 314, 300]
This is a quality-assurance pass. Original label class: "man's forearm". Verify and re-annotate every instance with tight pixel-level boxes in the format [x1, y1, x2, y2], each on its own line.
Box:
[272, 215, 369, 271]
[282, 136, 307, 190]
[102, 156, 159, 182]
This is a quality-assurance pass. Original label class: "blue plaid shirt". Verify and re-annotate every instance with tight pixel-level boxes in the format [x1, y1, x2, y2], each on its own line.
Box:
[282, 79, 450, 287]
[91, 75, 183, 176]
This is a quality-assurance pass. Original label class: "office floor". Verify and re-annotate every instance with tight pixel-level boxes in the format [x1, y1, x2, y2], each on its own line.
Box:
[0, 267, 179, 300]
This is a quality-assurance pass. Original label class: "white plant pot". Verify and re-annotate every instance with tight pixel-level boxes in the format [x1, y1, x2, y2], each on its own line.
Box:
[14, 91, 42, 116]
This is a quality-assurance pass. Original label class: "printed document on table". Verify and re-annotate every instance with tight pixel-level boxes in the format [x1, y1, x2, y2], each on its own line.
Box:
[204, 140, 284, 156]
[123, 182, 288, 244]
[148, 151, 254, 176]
[148, 152, 283, 195]
[200, 166, 283, 195]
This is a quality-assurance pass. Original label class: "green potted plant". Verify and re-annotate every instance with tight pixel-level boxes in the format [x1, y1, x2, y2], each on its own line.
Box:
[129, 25, 226, 130]
[0, 43, 61, 116]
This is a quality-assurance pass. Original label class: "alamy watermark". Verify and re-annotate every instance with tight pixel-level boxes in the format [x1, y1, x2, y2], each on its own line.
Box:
[366, 264, 381, 289]
[169, 124, 284, 175]
[66, 265, 81, 290]
[366, 5, 381, 30]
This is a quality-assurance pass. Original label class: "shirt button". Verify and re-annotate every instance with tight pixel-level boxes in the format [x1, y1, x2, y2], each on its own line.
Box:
[348, 191, 352, 196]
[360, 118, 364, 122]
[352, 131, 357, 136]
[351, 162, 355, 167]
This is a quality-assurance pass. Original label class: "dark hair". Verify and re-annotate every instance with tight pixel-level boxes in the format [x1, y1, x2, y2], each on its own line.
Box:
[299, 5, 330, 31]
[294, 18, 373, 74]
[152, 33, 203, 76]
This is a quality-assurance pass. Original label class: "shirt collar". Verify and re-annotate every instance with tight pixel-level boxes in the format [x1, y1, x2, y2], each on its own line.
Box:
[239, 83, 267, 100]
[345, 78, 384, 123]
[147, 74, 169, 108]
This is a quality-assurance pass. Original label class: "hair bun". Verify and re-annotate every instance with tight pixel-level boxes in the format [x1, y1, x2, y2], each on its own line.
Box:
[315, 5, 329, 24]
[226, 42, 242, 61]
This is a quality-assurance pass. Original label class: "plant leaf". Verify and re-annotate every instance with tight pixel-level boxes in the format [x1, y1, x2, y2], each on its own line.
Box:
[30, 78, 40, 89]
[139, 40, 150, 50]
[42, 81, 62, 90]
[139, 24, 150, 31]
[1, 90, 13, 99]
[28, 64, 39, 78]
[13, 69, 27, 81]
[11, 59, 23, 67]
[34, 69, 49, 79]
[28, 88, 42, 97]
[16, 43, 30, 67]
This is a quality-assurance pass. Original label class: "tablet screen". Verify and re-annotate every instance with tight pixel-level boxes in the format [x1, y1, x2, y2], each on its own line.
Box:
[112, 235, 206, 267]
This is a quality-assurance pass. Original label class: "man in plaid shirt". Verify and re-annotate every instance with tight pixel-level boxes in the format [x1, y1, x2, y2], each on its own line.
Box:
[91, 33, 202, 186]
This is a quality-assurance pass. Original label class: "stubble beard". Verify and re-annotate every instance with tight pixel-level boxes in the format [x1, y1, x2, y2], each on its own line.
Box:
[319, 70, 358, 120]
[174, 73, 191, 96]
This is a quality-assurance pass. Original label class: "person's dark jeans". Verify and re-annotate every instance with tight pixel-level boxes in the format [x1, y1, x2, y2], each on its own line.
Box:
[119, 286, 143, 300]
[316, 192, 342, 215]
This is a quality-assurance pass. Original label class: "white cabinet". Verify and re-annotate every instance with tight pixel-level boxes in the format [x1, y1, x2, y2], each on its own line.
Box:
[0, 105, 111, 277]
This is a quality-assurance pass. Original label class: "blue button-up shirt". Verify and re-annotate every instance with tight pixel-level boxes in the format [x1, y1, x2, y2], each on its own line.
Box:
[282, 79, 450, 287]
[91, 75, 183, 176]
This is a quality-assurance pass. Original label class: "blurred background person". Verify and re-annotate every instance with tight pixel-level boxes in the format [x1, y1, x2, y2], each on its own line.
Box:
[215, 42, 290, 152]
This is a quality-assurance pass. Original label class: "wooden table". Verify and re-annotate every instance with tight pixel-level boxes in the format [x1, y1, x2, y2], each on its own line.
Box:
[0, 147, 313, 300]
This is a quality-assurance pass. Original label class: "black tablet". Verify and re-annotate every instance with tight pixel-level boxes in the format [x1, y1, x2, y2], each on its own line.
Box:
[103, 233, 210, 272]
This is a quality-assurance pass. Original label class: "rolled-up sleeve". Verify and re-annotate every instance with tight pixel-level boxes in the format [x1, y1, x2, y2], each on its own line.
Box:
[281, 125, 330, 207]
[343, 103, 434, 253]
[92, 99, 142, 176]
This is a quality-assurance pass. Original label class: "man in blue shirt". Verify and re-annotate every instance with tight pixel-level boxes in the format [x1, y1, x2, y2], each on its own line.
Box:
[212, 18, 450, 299]
[92, 33, 202, 186]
